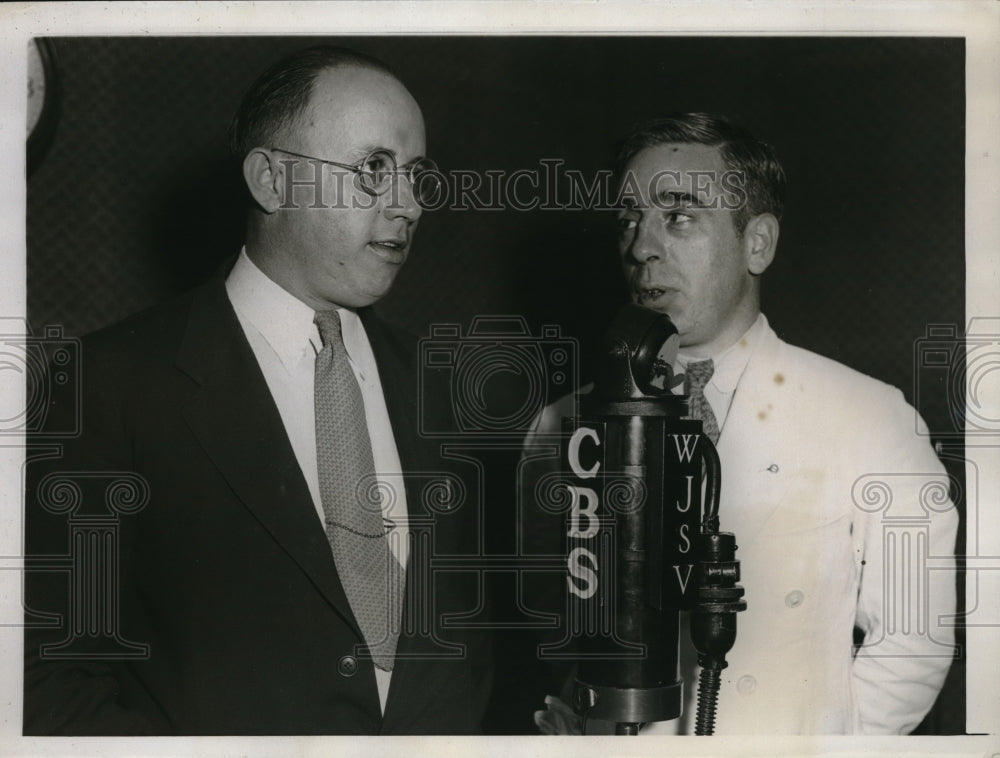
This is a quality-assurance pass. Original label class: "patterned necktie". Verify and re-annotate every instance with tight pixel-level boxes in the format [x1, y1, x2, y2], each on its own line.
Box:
[314, 310, 403, 671]
[684, 358, 720, 445]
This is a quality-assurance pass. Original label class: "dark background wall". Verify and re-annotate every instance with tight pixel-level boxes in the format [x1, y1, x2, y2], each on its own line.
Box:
[26, 36, 966, 733]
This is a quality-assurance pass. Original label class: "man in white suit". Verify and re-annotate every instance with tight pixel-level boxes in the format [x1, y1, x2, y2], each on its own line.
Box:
[532, 113, 958, 734]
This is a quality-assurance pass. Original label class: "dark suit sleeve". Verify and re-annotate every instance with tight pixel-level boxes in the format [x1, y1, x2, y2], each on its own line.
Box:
[23, 334, 168, 735]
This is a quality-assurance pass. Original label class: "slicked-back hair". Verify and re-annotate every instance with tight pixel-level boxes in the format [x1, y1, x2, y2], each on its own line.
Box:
[616, 113, 787, 235]
[228, 45, 397, 161]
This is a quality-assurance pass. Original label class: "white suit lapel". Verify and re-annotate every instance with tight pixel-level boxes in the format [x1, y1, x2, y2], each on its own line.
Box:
[715, 323, 793, 544]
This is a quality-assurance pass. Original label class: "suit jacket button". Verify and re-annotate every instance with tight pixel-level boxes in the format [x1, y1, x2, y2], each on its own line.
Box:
[338, 655, 359, 677]
[737, 675, 757, 695]
[785, 590, 804, 608]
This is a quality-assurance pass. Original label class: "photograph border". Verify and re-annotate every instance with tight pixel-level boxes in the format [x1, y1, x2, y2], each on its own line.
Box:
[2, 2, 997, 756]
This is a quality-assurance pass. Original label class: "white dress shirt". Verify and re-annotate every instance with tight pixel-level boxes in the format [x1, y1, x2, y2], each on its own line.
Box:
[226, 249, 408, 713]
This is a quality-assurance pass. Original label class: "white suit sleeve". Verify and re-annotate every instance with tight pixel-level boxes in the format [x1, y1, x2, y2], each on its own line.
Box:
[851, 388, 959, 734]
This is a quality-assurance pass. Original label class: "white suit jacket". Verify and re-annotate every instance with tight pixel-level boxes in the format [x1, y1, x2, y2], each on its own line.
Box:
[529, 318, 958, 734]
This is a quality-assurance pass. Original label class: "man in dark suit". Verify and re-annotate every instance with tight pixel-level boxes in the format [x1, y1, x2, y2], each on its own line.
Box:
[24, 46, 490, 735]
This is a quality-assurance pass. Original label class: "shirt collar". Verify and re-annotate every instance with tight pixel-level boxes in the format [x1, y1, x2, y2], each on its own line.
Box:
[226, 248, 319, 373]
[226, 248, 372, 376]
[336, 307, 372, 381]
[677, 313, 767, 394]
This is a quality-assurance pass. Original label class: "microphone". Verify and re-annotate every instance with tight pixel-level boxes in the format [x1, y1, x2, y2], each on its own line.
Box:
[563, 303, 745, 735]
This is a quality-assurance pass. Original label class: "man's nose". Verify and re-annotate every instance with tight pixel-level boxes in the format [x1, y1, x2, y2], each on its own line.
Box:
[629, 219, 662, 264]
[382, 173, 422, 222]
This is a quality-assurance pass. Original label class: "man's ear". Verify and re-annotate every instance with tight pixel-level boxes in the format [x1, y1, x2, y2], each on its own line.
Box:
[743, 213, 779, 276]
[242, 148, 284, 214]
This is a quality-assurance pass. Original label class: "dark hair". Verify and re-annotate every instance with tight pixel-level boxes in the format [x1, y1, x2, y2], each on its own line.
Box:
[228, 45, 397, 160]
[616, 113, 786, 234]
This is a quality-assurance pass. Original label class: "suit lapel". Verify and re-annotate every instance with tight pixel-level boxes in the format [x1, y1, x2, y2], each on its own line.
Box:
[359, 310, 431, 488]
[361, 312, 472, 730]
[359, 310, 445, 528]
[716, 323, 790, 544]
[359, 311, 425, 722]
[176, 280, 363, 641]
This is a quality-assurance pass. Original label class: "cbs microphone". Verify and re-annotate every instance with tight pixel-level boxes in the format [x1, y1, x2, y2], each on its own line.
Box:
[563, 303, 745, 735]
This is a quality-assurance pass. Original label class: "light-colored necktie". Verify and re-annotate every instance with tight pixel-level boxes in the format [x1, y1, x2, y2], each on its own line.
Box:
[684, 358, 720, 445]
[314, 310, 404, 671]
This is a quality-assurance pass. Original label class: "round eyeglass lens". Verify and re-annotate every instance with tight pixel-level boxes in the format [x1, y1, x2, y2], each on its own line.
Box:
[358, 150, 397, 193]
[411, 159, 443, 206]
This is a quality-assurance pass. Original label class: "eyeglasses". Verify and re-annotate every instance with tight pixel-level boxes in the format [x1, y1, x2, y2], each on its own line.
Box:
[271, 147, 443, 207]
